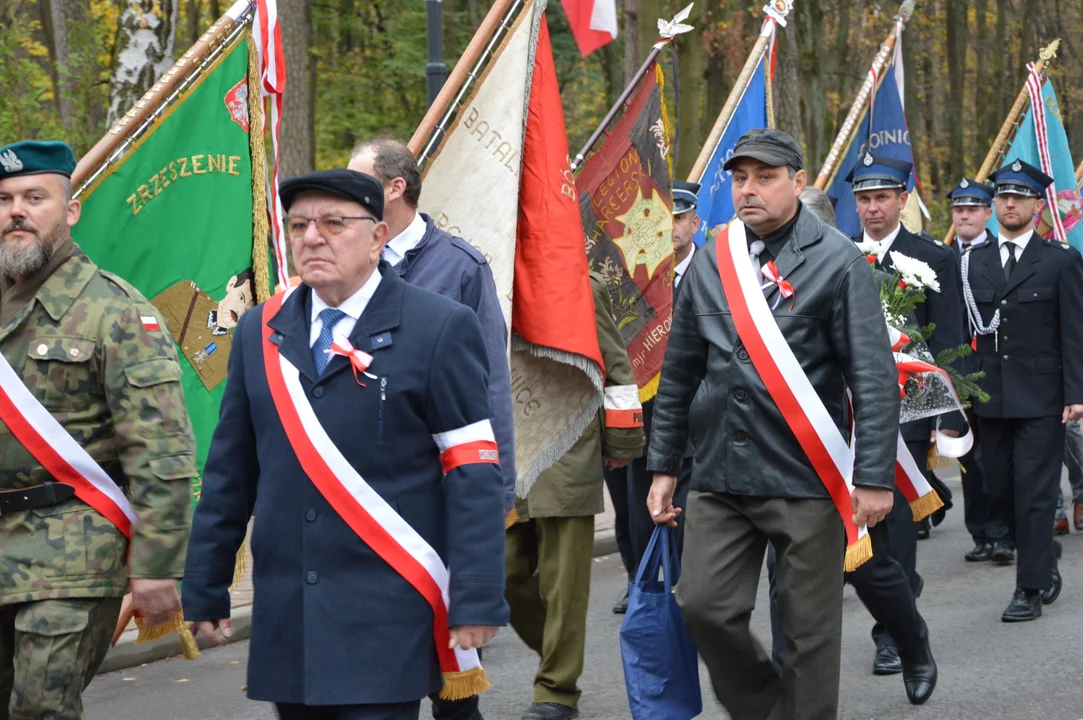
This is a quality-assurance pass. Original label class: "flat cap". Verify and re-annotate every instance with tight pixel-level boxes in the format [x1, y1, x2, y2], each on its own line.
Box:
[280, 169, 384, 220]
[989, 159, 1053, 199]
[0, 140, 76, 180]
[722, 128, 804, 172]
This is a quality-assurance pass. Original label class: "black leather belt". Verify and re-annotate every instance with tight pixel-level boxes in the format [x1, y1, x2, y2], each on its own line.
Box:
[0, 482, 76, 513]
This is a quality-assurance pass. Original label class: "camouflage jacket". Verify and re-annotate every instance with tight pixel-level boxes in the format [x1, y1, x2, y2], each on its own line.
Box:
[0, 244, 196, 604]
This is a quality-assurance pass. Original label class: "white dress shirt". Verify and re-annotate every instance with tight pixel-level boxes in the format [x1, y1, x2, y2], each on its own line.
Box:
[309, 269, 382, 347]
[956, 230, 989, 254]
[862, 222, 903, 261]
[998, 229, 1034, 267]
[674, 245, 696, 288]
[381, 212, 427, 267]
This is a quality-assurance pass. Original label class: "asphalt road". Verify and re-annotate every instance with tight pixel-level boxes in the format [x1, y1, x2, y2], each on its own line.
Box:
[85, 474, 1083, 720]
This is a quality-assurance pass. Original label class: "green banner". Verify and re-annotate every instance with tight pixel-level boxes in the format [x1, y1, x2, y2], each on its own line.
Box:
[74, 37, 261, 503]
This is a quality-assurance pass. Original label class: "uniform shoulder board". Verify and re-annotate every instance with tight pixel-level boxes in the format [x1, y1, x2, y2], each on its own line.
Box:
[98, 269, 152, 304]
[1045, 239, 1071, 250]
[448, 235, 488, 265]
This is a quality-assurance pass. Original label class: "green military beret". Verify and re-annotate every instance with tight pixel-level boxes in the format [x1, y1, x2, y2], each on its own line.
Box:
[0, 140, 77, 180]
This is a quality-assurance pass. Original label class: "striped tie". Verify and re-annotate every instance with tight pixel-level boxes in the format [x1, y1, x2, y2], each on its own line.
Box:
[312, 308, 346, 375]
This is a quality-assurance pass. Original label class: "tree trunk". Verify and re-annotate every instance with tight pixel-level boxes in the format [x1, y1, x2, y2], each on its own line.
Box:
[108, 0, 178, 127]
[209, 0, 221, 20]
[279, 0, 314, 178]
[795, 0, 825, 170]
[635, 0, 663, 80]
[623, 0, 638, 84]
[38, 0, 63, 119]
[186, 0, 201, 46]
[921, 51, 941, 190]
[974, 0, 991, 157]
[775, 20, 804, 148]
[992, 0, 1010, 136]
[826, 0, 849, 142]
[600, 41, 623, 109]
[674, 16, 705, 180]
[946, 0, 967, 182]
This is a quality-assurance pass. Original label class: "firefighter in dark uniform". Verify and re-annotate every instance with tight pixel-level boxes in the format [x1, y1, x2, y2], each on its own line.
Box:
[946, 178, 1011, 562]
[848, 152, 966, 676]
[962, 158, 1083, 622]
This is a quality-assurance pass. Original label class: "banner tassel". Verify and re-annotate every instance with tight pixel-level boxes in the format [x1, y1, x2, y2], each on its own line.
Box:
[229, 539, 248, 593]
[844, 533, 873, 572]
[909, 491, 944, 522]
[134, 611, 200, 660]
[439, 667, 492, 701]
[504, 507, 520, 530]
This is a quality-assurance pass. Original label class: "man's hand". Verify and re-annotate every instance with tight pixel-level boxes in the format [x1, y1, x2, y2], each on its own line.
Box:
[603, 456, 631, 471]
[1063, 404, 1083, 423]
[191, 619, 233, 647]
[449, 625, 498, 650]
[647, 473, 681, 527]
[129, 578, 181, 628]
[852, 486, 894, 528]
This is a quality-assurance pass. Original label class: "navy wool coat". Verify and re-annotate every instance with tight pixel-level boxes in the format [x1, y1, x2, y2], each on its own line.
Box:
[182, 266, 509, 706]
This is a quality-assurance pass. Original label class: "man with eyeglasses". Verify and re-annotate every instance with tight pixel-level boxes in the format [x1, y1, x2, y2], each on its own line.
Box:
[349, 139, 514, 720]
[183, 169, 509, 720]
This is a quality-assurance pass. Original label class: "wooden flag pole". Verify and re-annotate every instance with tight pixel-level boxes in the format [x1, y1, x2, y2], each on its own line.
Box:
[943, 39, 1060, 245]
[813, 0, 914, 190]
[686, 2, 793, 182]
[408, 0, 520, 156]
[73, 0, 253, 191]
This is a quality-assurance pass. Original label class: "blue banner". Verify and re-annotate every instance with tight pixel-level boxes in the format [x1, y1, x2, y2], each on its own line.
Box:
[827, 63, 916, 239]
[692, 55, 768, 246]
[988, 78, 1083, 250]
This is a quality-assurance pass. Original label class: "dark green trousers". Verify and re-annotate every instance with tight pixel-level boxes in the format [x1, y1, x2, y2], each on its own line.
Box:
[505, 516, 594, 709]
[0, 597, 123, 720]
[677, 491, 844, 720]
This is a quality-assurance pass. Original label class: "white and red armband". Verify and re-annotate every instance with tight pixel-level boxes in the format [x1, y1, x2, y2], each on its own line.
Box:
[432, 420, 501, 474]
[603, 384, 643, 429]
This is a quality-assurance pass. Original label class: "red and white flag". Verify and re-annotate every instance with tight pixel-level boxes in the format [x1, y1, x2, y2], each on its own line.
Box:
[420, 1, 604, 494]
[560, 0, 618, 56]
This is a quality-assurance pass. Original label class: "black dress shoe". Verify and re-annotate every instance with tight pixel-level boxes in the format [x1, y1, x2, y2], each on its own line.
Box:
[991, 540, 1015, 564]
[965, 542, 993, 562]
[873, 644, 903, 675]
[917, 518, 930, 540]
[913, 574, 925, 599]
[612, 587, 628, 614]
[522, 702, 579, 720]
[1001, 587, 1042, 622]
[1043, 540, 1063, 605]
[900, 640, 937, 705]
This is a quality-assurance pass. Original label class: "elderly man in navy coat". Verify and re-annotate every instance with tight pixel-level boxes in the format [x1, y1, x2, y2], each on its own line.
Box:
[182, 169, 509, 720]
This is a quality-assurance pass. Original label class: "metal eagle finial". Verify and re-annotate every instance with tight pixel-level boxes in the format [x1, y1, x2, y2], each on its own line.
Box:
[896, 0, 916, 25]
[1039, 38, 1061, 63]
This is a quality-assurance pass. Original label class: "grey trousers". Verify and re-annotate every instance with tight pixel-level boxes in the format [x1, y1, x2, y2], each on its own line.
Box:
[1055, 420, 1083, 520]
[677, 491, 844, 720]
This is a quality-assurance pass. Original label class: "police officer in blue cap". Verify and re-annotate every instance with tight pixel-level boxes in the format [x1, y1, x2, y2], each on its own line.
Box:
[946, 178, 1011, 563]
[847, 151, 964, 680]
[962, 158, 1083, 622]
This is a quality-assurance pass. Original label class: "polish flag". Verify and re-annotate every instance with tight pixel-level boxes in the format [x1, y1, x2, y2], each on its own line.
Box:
[560, 0, 618, 56]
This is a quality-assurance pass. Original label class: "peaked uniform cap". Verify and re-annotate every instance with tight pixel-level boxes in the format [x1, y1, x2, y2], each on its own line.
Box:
[672, 180, 701, 215]
[0, 141, 77, 180]
[989, 159, 1053, 198]
[846, 151, 912, 192]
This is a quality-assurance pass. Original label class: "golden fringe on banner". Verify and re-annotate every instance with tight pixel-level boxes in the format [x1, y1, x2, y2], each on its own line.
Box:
[909, 491, 944, 522]
[927, 445, 961, 472]
[844, 533, 873, 572]
[134, 612, 200, 660]
[248, 35, 272, 304]
[504, 507, 520, 530]
[440, 667, 492, 701]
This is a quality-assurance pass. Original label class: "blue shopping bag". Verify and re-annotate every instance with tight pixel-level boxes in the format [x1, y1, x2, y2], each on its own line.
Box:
[619, 525, 702, 720]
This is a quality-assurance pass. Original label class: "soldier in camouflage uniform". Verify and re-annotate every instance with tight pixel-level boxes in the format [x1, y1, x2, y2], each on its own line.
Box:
[0, 140, 196, 719]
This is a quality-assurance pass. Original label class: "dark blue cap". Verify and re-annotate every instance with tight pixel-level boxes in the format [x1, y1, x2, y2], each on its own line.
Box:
[989, 159, 1053, 199]
[846, 151, 912, 192]
[672, 180, 701, 215]
[947, 178, 994, 207]
[0, 140, 76, 180]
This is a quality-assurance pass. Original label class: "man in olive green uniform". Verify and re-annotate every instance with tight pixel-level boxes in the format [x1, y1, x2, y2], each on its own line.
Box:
[506, 273, 645, 720]
[0, 141, 196, 719]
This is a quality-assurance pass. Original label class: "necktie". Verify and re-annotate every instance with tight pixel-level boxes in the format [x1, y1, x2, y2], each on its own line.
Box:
[313, 308, 346, 375]
[1004, 243, 1017, 282]
[960, 241, 970, 254]
[749, 240, 765, 275]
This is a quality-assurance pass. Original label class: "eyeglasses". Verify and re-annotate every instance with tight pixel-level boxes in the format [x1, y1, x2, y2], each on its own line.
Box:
[286, 215, 376, 239]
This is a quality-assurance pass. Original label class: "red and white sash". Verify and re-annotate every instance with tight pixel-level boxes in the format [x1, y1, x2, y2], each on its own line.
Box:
[260, 292, 490, 700]
[0, 349, 134, 537]
[716, 220, 871, 570]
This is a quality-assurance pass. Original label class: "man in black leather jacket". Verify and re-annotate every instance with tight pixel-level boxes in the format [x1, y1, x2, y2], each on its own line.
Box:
[646, 129, 931, 719]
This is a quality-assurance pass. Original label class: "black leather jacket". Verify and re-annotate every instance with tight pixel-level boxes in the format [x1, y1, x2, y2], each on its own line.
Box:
[646, 208, 900, 498]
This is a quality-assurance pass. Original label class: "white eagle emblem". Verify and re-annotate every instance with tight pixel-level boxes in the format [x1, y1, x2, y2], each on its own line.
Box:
[0, 150, 23, 174]
[1012, 160, 1022, 172]
[960, 178, 969, 188]
[863, 152, 874, 166]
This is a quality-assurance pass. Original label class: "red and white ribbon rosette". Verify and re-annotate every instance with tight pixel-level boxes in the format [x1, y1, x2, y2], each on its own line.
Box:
[759, 261, 795, 310]
[327, 334, 377, 386]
